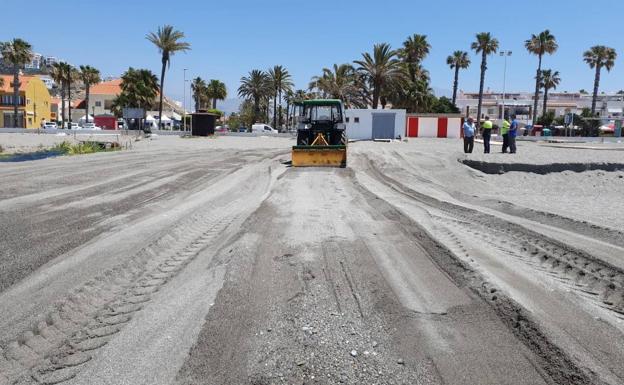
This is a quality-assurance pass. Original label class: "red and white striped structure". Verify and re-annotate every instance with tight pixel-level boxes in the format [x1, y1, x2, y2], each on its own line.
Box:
[405, 115, 463, 138]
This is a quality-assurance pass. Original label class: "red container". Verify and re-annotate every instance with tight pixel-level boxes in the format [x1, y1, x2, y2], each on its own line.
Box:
[95, 115, 118, 130]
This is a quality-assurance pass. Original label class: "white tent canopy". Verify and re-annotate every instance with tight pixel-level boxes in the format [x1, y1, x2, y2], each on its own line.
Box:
[79, 114, 94, 122]
[170, 112, 182, 121]
[145, 114, 156, 122]
[160, 114, 172, 122]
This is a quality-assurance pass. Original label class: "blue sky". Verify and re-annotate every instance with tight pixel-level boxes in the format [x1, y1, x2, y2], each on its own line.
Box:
[3, 0, 623, 108]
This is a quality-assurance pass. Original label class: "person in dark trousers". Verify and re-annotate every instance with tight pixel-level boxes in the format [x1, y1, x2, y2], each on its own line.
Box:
[509, 115, 518, 154]
[463, 117, 475, 153]
[501, 118, 510, 153]
[481, 116, 493, 153]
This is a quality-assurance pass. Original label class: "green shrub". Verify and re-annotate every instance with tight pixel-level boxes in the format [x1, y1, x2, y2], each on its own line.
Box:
[206, 109, 223, 116]
[52, 141, 116, 155]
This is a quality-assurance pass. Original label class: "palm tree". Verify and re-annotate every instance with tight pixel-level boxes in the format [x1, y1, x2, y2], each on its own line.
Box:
[238, 69, 271, 123]
[583, 45, 617, 115]
[0, 38, 33, 127]
[190, 77, 207, 111]
[206, 79, 227, 109]
[50, 62, 67, 124]
[354, 43, 402, 109]
[399, 34, 431, 82]
[471, 32, 499, 126]
[310, 63, 367, 108]
[111, 68, 159, 118]
[146, 25, 191, 129]
[268, 65, 293, 129]
[446, 51, 471, 106]
[79, 65, 101, 123]
[525, 30, 558, 122]
[538, 69, 561, 118]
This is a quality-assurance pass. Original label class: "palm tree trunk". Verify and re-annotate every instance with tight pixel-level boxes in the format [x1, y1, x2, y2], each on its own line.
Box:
[273, 91, 277, 128]
[372, 81, 380, 109]
[60, 86, 66, 127]
[67, 69, 72, 126]
[542, 87, 548, 119]
[476, 52, 487, 127]
[591, 65, 601, 115]
[85, 85, 90, 123]
[253, 96, 260, 123]
[278, 89, 282, 129]
[452, 66, 459, 106]
[158, 57, 166, 131]
[12, 65, 20, 127]
[212, 98, 217, 109]
[285, 99, 290, 130]
[532, 54, 542, 123]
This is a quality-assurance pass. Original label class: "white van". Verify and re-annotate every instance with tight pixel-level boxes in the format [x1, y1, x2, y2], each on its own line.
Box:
[252, 123, 278, 134]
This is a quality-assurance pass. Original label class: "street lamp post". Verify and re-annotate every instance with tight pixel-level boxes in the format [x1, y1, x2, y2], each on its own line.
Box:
[183, 68, 188, 133]
[500, 51, 512, 121]
[189, 79, 193, 135]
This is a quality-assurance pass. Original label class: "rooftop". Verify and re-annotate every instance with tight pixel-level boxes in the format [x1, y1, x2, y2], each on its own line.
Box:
[90, 79, 122, 96]
[0, 75, 39, 93]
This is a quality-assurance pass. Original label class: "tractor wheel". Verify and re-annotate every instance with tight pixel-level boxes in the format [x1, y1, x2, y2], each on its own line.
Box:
[340, 131, 347, 145]
[297, 134, 309, 146]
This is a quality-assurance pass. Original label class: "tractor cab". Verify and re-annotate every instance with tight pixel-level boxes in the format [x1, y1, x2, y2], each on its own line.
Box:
[296, 100, 346, 146]
[292, 99, 348, 167]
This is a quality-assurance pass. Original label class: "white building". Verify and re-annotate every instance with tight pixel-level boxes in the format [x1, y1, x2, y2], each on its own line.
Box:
[456, 90, 624, 122]
[25, 53, 43, 70]
[345, 109, 406, 140]
[43, 56, 59, 67]
[38, 75, 55, 89]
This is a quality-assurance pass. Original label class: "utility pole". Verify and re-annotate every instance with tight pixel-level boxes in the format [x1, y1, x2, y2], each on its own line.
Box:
[499, 51, 512, 121]
[189, 80, 193, 135]
[183, 68, 187, 133]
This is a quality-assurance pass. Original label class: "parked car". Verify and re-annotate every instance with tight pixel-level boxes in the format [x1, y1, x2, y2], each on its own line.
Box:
[238, 127, 248, 132]
[81, 122, 101, 130]
[252, 123, 278, 133]
[43, 122, 57, 129]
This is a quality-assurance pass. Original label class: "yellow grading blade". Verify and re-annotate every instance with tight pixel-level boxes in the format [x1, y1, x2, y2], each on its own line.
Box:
[291, 145, 347, 167]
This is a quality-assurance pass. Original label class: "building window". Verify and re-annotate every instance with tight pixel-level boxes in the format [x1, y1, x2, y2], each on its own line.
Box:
[354, 117, 360, 123]
[95, 101, 102, 107]
[27, 98, 31, 105]
[346, 117, 350, 123]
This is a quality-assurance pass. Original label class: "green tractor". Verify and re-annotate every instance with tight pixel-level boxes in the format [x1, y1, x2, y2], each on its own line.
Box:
[291, 99, 347, 167]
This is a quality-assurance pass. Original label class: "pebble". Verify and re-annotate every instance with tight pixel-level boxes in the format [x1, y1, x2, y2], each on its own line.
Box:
[350, 350, 358, 357]
[397, 358, 405, 365]
[372, 341, 378, 348]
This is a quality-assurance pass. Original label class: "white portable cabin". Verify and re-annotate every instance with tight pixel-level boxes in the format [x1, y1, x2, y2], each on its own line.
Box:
[345, 109, 406, 140]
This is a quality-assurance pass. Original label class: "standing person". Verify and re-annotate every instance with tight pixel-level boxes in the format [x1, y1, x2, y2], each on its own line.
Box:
[463, 117, 476, 153]
[482, 116, 493, 153]
[501, 117, 510, 153]
[509, 114, 518, 154]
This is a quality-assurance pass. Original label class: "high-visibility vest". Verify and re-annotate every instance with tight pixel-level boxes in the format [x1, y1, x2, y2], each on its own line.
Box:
[501, 120, 510, 134]
[482, 120, 493, 129]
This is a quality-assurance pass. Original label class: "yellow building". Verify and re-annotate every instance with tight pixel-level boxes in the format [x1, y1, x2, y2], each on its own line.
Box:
[0, 74, 52, 128]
